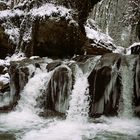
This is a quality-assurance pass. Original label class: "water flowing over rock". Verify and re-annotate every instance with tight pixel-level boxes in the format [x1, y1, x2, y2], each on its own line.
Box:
[0, 53, 140, 118]
[88, 53, 140, 117]
[41, 65, 72, 114]
[1, 1, 140, 140]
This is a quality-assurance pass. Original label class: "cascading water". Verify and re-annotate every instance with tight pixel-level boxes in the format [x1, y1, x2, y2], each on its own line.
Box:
[16, 65, 53, 114]
[0, 57, 140, 140]
[67, 65, 89, 122]
[119, 58, 136, 118]
[0, 63, 54, 131]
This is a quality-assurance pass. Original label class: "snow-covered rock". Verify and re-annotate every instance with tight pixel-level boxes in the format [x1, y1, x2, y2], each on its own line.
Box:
[126, 42, 140, 55]
[84, 19, 120, 55]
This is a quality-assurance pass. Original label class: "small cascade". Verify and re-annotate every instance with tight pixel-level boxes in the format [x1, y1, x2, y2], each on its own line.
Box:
[67, 65, 89, 122]
[119, 58, 136, 118]
[16, 65, 53, 114]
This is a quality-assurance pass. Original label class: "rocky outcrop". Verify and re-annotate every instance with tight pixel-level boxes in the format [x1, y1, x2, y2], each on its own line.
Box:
[88, 53, 140, 117]
[0, 59, 31, 112]
[42, 66, 72, 114]
[91, 0, 139, 47]
[0, 9, 24, 59]
[31, 17, 85, 57]
[15, 2, 86, 57]
[0, 57, 74, 115]
[0, 0, 110, 59]
[88, 53, 122, 117]
[1, 54, 140, 118]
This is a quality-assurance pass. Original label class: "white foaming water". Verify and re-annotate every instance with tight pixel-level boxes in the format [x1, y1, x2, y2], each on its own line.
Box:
[67, 65, 89, 123]
[0, 65, 53, 130]
[16, 69, 52, 114]
[0, 59, 140, 140]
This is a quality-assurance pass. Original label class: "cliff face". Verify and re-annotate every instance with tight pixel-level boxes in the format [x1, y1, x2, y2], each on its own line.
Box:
[91, 0, 139, 47]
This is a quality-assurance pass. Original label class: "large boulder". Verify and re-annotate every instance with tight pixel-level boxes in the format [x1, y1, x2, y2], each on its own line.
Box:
[88, 53, 140, 117]
[1, 57, 74, 115]
[32, 17, 85, 57]
[42, 66, 72, 114]
[0, 1, 113, 59]
[88, 53, 122, 117]
[16, 3, 86, 57]
[0, 58, 33, 112]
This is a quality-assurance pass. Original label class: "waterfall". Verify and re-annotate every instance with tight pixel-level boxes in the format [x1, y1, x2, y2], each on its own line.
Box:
[67, 65, 89, 122]
[16, 65, 53, 114]
[119, 57, 136, 118]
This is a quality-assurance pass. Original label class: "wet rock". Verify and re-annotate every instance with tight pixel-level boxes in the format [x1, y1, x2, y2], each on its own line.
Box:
[88, 53, 122, 117]
[43, 66, 72, 113]
[0, 59, 32, 111]
[134, 55, 140, 117]
[131, 44, 140, 55]
[39, 109, 65, 118]
[0, 81, 9, 93]
[0, 65, 5, 74]
[9, 64, 28, 107]
[32, 18, 85, 58]
[46, 60, 62, 72]
[0, 133, 16, 140]
[83, 40, 112, 55]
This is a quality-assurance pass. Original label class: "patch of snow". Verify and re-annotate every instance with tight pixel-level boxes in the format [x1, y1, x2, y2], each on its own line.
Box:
[0, 52, 26, 67]
[30, 56, 40, 59]
[4, 25, 20, 44]
[0, 73, 9, 85]
[0, 59, 9, 66]
[0, 9, 23, 19]
[129, 42, 140, 48]
[6, 52, 26, 62]
[29, 3, 73, 20]
[85, 25, 113, 45]
[0, 9, 24, 45]
[85, 19, 125, 53]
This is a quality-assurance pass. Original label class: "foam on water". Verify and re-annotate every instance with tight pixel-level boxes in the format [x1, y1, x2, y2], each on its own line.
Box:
[0, 59, 140, 140]
[20, 116, 140, 140]
[119, 58, 135, 118]
[67, 65, 89, 122]
[0, 65, 53, 131]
